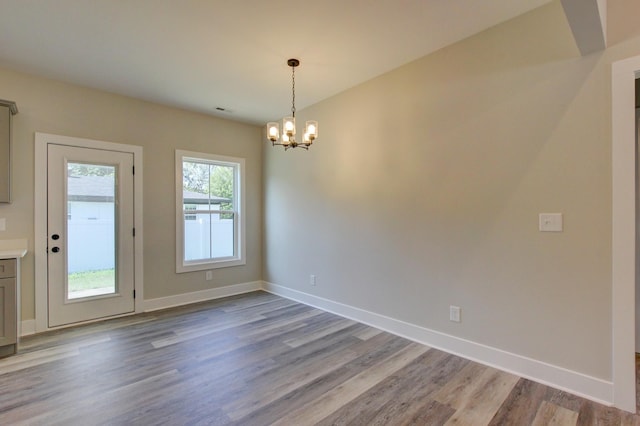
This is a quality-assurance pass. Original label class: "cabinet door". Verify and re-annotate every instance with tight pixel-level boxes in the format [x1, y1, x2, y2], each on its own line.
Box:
[0, 105, 10, 203]
[0, 277, 17, 346]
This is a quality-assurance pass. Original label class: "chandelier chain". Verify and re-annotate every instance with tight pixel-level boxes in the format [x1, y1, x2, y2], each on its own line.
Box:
[291, 65, 296, 116]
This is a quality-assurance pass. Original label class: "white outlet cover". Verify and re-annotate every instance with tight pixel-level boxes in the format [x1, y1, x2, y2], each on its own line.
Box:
[449, 305, 461, 322]
[539, 213, 563, 232]
[0, 218, 5, 231]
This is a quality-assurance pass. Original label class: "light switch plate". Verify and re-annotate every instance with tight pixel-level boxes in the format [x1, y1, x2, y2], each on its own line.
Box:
[539, 213, 562, 232]
[0, 218, 5, 231]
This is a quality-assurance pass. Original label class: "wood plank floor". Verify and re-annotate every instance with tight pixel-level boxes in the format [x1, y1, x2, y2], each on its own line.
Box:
[0, 291, 638, 425]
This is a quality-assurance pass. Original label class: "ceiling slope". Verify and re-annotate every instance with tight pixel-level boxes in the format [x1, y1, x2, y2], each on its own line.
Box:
[0, 1, 594, 123]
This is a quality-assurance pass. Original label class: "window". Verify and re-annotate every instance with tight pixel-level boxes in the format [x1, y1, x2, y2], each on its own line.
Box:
[176, 150, 245, 272]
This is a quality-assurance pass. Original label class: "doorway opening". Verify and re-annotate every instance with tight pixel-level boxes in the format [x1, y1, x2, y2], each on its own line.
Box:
[34, 133, 144, 332]
[612, 55, 640, 413]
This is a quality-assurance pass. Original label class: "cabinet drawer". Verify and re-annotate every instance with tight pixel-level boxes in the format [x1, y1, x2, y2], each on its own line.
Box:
[0, 259, 16, 278]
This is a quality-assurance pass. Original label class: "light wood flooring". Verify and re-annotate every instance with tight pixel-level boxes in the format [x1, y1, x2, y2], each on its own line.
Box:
[0, 291, 639, 425]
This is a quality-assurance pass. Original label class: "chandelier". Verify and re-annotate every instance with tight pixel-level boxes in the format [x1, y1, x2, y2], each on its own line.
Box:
[266, 58, 318, 150]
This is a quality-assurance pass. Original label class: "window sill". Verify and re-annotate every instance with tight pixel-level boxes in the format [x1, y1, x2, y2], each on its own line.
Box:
[176, 258, 246, 273]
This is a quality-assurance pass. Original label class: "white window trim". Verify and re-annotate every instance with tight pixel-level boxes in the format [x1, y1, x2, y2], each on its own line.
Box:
[175, 149, 246, 273]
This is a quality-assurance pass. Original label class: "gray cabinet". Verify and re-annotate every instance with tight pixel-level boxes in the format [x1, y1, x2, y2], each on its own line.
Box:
[0, 99, 18, 204]
[0, 258, 17, 357]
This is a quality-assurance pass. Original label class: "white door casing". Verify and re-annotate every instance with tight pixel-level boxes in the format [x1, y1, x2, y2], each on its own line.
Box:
[611, 56, 640, 413]
[35, 133, 144, 332]
[636, 109, 640, 354]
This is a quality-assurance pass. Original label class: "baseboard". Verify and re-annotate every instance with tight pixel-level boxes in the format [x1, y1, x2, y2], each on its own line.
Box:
[144, 281, 262, 312]
[21, 319, 36, 337]
[20, 282, 262, 336]
[262, 281, 614, 406]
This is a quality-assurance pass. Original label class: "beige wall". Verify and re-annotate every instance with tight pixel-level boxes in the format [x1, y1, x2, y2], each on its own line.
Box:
[0, 68, 262, 320]
[264, 1, 640, 381]
[608, 0, 640, 46]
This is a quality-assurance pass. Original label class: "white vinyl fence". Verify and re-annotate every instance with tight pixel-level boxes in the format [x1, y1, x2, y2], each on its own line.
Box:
[67, 205, 234, 273]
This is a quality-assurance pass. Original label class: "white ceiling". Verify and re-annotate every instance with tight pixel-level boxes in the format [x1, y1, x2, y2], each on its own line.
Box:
[0, 0, 555, 124]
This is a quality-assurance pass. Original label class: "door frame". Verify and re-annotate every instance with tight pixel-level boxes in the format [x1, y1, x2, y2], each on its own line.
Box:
[34, 133, 144, 333]
[612, 55, 640, 412]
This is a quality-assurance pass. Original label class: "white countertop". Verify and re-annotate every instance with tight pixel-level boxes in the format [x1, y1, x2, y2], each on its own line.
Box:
[0, 239, 27, 259]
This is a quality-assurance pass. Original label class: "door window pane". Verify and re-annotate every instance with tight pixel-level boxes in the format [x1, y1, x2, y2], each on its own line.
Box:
[67, 163, 116, 299]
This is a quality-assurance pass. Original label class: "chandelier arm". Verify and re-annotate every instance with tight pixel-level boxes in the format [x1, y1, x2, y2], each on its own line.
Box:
[272, 140, 309, 151]
[284, 145, 308, 151]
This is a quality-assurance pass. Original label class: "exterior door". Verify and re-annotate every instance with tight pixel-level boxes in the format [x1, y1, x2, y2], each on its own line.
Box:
[47, 144, 135, 327]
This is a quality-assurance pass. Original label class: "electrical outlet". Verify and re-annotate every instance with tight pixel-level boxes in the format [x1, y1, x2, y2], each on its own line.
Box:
[309, 274, 316, 286]
[205, 271, 213, 281]
[0, 218, 5, 231]
[449, 305, 461, 323]
[539, 213, 563, 232]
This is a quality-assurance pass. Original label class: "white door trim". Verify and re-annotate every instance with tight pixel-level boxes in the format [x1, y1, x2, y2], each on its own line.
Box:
[34, 133, 144, 333]
[611, 55, 640, 412]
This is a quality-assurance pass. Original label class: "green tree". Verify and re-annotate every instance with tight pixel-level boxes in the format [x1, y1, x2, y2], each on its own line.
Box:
[68, 164, 114, 177]
[210, 165, 234, 217]
[182, 161, 209, 193]
[182, 161, 234, 218]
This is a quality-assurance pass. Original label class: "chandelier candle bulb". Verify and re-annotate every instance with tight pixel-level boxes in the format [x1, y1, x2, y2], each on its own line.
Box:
[283, 117, 296, 136]
[267, 122, 279, 141]
[305, 121, 318, 140]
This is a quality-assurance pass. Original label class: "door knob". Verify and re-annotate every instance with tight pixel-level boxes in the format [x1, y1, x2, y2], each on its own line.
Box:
[51, 247, 60, 253]
[52, 234, 60, 240]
